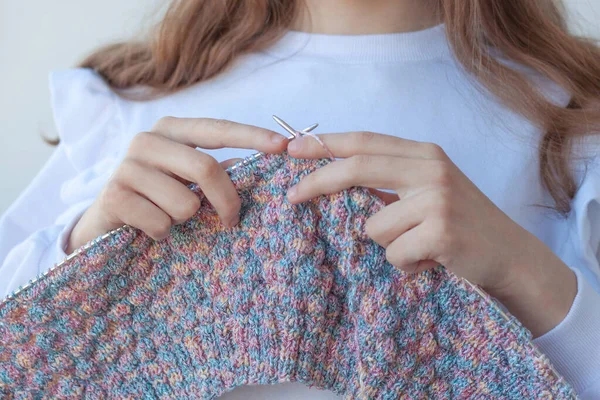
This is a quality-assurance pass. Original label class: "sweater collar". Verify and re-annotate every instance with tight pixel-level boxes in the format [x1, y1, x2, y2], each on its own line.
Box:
[261, 23, 450, 64]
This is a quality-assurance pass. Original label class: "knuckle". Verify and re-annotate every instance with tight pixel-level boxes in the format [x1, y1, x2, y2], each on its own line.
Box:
[430, 160, 452, 187]
[175, 194, 202, 221]
[194, 156, 221, 182]
[211, 118, 233, 133]
[188, 155, 209, 178]
[152, 116, 176, 131]
[129, 131, 156, 153]
[354, 130, 377, 147]
[99, 180, 130, 214]
[422, 142, 446, 159]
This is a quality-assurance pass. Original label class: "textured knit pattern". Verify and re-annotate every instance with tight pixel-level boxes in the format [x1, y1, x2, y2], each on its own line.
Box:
[0, 151, 576, 399]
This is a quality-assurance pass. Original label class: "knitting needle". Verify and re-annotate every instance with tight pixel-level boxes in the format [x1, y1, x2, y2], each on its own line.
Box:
[272, 115, 335, 160]
[301, 123, 319, 135]
[272, 115, 318, 139]
[224, 119, 318, 175]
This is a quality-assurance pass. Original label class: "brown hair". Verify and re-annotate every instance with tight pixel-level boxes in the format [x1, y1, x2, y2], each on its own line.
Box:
[75, 0, 600, 215]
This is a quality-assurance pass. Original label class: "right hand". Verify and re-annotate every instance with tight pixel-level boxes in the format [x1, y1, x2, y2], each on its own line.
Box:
[66, 117, 289, 254]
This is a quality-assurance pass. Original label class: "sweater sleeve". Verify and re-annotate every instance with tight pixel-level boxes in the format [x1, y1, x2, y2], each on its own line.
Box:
[0, 68, 123, 299]
[533, 162, 600, 399]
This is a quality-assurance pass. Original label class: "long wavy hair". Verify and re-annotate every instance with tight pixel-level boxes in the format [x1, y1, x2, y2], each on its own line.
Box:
[72, 0, 600, 215]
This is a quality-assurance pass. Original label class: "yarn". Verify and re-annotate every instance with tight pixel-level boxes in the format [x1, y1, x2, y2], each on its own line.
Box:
[0, 150, 576, 399]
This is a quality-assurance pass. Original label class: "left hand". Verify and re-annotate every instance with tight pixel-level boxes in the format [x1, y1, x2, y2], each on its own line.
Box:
[285, 130, 563, 298]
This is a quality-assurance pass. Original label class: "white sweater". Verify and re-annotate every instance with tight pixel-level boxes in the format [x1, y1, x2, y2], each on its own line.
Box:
[1, 24, 599, 399]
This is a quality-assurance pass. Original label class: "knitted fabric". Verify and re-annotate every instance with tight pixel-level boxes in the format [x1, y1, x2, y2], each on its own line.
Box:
[0, 150, 576, 399]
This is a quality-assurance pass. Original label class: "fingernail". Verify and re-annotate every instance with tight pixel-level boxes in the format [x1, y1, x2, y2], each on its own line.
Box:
[288, 137, 303, 151]
[287, 185, 298, 199]
[228, 214, 240, 227]
[271, 134, 286, 144]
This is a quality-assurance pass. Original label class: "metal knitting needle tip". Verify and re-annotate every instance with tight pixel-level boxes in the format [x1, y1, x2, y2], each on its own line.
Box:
[272, 115, 318, 140]
[301, 123, 319, 133]
[272, 115, 297, 138]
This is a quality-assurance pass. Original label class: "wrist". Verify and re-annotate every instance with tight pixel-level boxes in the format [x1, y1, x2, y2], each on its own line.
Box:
[488, 240, 577, 338]
[66, 222, 84, 255]
[65, 204, 101, 254]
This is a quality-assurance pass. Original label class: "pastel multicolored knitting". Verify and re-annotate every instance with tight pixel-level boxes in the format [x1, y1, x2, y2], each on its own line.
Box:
[0, 150, 576, 399]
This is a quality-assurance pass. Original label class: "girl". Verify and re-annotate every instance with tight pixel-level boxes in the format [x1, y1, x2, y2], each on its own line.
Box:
[1, 0, 599, 398]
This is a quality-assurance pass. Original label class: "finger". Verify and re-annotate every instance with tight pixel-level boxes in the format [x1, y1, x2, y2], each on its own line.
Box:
[120, 160, 203, 225]
[287, 155, 436, 203]
[220, 158, 244, 168]
[129, 133, 243, 186]
[112, 190, 173, 241]
[365, 192, 434, 247]
[384, 224, 441, 273]
[127, 135, 242, 225]
[151, 117, 289, 153]
[287, 131, 447, 160]
[160, 158, 242, 186]
[129, 131, 265, 180]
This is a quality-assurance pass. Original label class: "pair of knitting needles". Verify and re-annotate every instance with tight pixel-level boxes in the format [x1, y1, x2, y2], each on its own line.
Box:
[272, 115, 319, 140]
[273, 115, 335, 160]
[225, 115, 335, 175]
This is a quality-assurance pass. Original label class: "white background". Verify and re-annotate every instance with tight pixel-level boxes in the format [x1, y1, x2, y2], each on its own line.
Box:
[0, 0, 599, 214]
